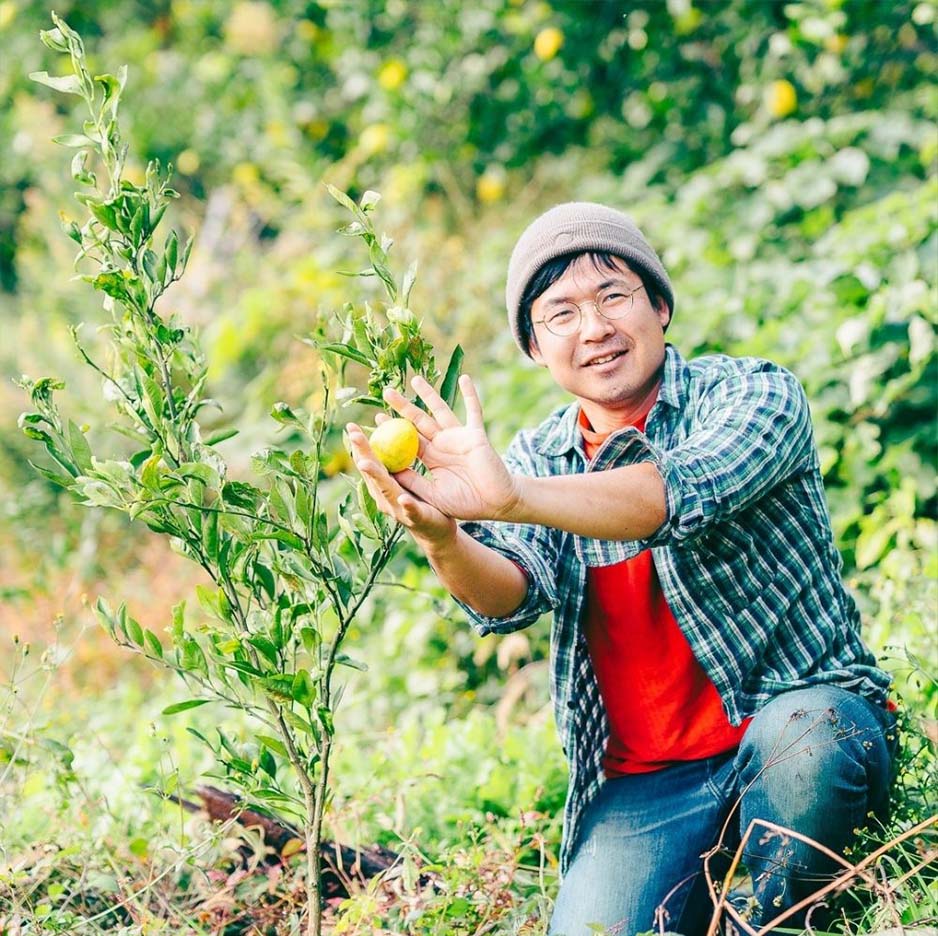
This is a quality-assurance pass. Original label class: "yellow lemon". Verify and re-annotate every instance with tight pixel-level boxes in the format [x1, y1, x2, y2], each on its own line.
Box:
[766, 79, 797, 119]
[370, 418, 419, 473]
[534, 27, 564, 62]
[360, 123, 391, 155]
[177, 149, 200, 175]
[476, 168, 507, 204]
[378, 59, 408, 91]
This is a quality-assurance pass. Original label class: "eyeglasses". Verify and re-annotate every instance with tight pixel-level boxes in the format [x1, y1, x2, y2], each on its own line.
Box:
[531, 282, 646, 337]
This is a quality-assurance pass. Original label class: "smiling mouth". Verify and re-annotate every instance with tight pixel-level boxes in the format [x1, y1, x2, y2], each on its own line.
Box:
[584, 350, 626, 367]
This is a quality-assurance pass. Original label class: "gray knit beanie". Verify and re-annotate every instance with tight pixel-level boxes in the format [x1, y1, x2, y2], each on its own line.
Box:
[505, 202, 674, 355]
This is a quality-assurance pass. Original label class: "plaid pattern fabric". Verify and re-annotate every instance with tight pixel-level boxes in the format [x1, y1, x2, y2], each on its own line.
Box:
[457, 345, 891, 875]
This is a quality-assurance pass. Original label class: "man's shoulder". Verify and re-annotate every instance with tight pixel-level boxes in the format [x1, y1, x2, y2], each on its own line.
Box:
[687, 351, 797, 382]
[682, 351, 805, 402]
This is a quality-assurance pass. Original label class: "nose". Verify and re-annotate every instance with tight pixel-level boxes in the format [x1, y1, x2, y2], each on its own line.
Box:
[578, 300, 616, 340]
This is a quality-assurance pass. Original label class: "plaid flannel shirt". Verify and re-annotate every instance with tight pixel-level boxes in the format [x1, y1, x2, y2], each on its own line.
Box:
[457, 345, 891, 875]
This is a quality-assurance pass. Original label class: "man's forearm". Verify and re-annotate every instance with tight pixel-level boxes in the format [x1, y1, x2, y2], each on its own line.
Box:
[419, 528, 529, 619]
[504, 462, 667, 541]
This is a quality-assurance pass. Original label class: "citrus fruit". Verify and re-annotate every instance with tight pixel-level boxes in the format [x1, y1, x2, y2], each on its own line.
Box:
[534, 27, 564, 61]
[765, 79, 797, 119]
[476, 168, 507, 204]
[378, 58, 407, 91]
[370, 418, 419, 473]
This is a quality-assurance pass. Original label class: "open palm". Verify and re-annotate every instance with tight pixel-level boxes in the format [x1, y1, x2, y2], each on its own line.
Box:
[383, 375, 519, 522]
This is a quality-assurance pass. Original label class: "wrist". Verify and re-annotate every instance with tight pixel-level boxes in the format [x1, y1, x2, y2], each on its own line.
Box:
[412, 519, 459, 555]
[494, 474, 528, 524]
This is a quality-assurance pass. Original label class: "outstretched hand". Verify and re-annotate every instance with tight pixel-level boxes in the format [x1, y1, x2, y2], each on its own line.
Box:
[345, 374, 520, 541]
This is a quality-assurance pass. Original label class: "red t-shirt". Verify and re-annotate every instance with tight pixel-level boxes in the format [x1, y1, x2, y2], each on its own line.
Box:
[579, 407, 750, 777]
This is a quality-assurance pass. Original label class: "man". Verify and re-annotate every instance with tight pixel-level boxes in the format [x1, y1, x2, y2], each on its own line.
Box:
[346, 202, 895, 934]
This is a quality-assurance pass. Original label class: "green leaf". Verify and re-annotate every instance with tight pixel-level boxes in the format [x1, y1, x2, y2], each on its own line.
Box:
[316, 705, 334, 737]
[402, 259, 418, 306]
[221, 480, 260, 509]
[335, 653, 368, 672]
[144, 629, 163, 658]
[359, 190, 381, 211]
[130, 204, 146, 245]
[166, 230, 178, 278]
[171, 601, 186, 640]
[253, 562, 276, 601]
[203, 509, 219, 560]
[248, 635, 279, 666]
[88, 203, 119, 231]
[319, 343, 373, 367]
[53, 134, 94, 148]
[67, 420, 93, 473]
[125, 614, 144, 647]
[143, 250, 159, 282]
[28, 463, 75, 489]
[205, 428, 239, 446]
[439, 344, 464, 409]
[325, 183, 365, 221]
[176, 462, 219, 487]
[162, 699, 211, 715]
[299, 626, 320, 655]
[292, 670, 317, 707]
[94, 72, 122, 106]
[256, 734, 288, 757]
[89, 270, 127, 298]
[39, 28, 69, 53]
[29, 72, 83, 95]
[258, 748, 277, 779]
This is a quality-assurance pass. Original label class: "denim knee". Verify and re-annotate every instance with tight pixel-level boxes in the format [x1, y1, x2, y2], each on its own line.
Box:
[735, 685, 894, 825]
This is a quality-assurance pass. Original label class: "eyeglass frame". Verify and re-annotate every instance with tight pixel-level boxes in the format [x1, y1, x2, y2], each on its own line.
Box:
[530, 281, 647, 337]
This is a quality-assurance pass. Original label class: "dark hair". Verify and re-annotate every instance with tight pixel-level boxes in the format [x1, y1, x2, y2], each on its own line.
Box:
[517, 251, 669, 355]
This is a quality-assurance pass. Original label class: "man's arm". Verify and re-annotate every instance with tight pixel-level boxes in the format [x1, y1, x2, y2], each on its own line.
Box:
[503, 461, 666, 541]
[419, 527, 530, 619]
[387, 368, 813, 548]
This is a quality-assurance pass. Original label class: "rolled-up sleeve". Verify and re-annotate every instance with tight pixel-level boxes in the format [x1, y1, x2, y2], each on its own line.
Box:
[580, 364, 816, 565]
[455, 430, 561, 636]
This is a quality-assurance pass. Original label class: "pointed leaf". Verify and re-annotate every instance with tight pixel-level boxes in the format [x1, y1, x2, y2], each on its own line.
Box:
[319, 343, 372, 367]
[439, 344, 464, 408]
[30, 72, 83, 95]
[163, 699, 211, 715]
[53, 134, 94, 148]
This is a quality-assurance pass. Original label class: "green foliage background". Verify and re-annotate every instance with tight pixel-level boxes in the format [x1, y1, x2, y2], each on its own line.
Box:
[0, 0, 935, 932]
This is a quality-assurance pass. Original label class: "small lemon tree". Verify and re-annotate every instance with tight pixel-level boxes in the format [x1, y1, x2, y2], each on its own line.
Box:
[18, 15, 461, 935]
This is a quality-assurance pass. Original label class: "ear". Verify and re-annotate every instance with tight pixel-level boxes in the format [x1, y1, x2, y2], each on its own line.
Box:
[528, 332, 546, 366]
[656, 297, 671, 331]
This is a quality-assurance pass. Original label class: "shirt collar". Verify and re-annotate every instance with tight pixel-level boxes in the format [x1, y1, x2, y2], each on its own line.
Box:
[535, 344, 688, 458]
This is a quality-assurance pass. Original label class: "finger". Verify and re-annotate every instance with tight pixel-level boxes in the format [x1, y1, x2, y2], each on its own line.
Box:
[410, 375, 461, 429]
[459, 374, 484, 430]
[382, 386, 440, 439]
[392, 467, 436, 504]
[374, 412, 390, 425]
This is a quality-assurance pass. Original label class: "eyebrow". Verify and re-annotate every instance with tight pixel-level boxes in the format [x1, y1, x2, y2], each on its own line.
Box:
[543, 278, 636, 307]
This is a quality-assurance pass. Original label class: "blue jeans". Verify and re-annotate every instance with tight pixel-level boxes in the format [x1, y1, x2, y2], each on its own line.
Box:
[549, 686, 897, 936]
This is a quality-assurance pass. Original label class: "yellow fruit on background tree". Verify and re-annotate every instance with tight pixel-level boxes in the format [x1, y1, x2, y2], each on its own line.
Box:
[534, 26, 564, 61]
[766, 79, 798, 118]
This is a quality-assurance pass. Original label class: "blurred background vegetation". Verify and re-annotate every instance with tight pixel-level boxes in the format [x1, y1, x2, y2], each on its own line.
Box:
[0, 0, 935, 932]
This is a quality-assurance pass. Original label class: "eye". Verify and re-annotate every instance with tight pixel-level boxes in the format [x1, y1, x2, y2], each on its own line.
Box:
[599, 292, 627, 308]
[548, 306, 577, 324]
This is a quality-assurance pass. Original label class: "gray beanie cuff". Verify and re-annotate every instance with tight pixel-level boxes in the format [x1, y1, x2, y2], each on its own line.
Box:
[505, 203, 674, 355]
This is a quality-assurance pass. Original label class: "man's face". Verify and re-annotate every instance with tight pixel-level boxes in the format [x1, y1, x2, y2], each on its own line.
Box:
[528, 254, 670, 417]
